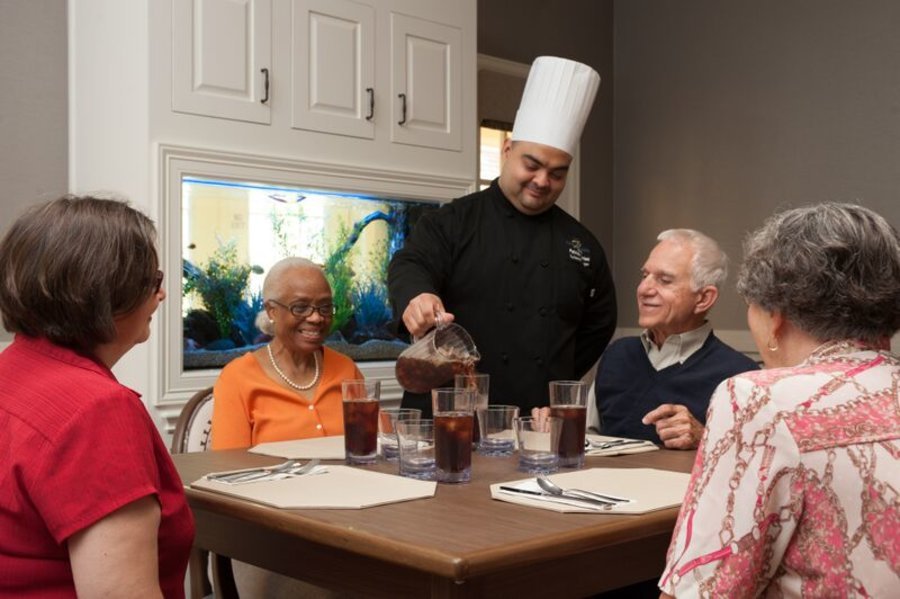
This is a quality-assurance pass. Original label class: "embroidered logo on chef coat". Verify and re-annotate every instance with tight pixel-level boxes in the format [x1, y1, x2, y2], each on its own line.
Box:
[566, 238, 591, 267]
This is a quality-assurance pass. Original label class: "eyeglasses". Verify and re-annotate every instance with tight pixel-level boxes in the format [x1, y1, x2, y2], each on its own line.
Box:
[152, 270, 164, 294]
[268, 299, 335, 319]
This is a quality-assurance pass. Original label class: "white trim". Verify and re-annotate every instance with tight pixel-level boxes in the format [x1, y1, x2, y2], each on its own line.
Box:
[477, 54, 530, 78]
[156, 143, 474, 432]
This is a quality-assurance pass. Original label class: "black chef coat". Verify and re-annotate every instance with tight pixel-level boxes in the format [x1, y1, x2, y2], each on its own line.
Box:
[388, 180, 617, 415]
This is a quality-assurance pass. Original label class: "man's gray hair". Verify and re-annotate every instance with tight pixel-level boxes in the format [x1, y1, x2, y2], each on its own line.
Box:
[254, 257, 326, 336]
[657, 229, 728, 290]
[736, 202, 900, 344]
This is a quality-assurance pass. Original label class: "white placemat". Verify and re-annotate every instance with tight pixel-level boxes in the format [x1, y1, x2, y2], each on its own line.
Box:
[249, 435, 346, 460]
[192, 465, 435, 509]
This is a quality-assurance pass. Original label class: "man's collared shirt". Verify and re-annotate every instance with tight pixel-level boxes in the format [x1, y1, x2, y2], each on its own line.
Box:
[641, 322, 712, 371]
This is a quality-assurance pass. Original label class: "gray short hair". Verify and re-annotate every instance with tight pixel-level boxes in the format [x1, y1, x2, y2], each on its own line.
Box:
[657, 229, 728, 290]
[255, 257, 326, 336]
[736, 202, 900, 344]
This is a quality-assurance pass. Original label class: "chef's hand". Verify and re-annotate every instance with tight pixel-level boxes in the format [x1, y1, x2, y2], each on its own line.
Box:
[402, 293, 455, 338]
[641, 404, 704, 450]
[531, 407, 551, 431]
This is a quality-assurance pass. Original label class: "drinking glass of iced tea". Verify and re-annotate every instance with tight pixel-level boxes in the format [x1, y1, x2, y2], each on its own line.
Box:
[548, 380, 587, 468]
[342, 379, 381, 465]
[431, 387, 476, 483]
[454, 373, 489, 446]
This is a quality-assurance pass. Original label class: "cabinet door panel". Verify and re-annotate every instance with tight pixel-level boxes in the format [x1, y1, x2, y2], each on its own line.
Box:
[173, 0, 272, 123]
[391, 13, 462, 151]
[292, 0, 375, 139]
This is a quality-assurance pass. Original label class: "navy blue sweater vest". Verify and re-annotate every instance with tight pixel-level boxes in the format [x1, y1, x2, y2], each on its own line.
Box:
[594, 334, 759, 444]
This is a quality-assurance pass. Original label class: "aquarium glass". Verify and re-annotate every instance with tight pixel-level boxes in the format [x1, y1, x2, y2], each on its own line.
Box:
[181, 177, 439, 370]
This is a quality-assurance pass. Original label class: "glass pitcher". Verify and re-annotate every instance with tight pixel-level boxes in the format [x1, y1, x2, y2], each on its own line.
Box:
[395, 322, 481, 393]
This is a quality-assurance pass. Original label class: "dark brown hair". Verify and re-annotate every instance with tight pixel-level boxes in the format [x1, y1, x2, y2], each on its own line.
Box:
[0, 196, 159, 351]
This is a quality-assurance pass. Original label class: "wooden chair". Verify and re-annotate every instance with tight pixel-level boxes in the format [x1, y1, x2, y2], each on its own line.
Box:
[171, 386, 215, 454]
[171, 388, 238, 599]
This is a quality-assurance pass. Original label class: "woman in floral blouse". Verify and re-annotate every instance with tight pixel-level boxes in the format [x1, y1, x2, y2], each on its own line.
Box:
[660, 203, 900, 598]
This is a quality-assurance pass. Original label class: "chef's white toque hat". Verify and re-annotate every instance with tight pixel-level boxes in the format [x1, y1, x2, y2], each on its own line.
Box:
[510, 56, 601, 157]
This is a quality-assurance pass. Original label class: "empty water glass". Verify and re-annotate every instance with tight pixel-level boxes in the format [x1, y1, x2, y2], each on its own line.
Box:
[514, 416, 562, 474]
[476, 405, 519, 456]
[396, 419, 436, 480]
[378, 407, 422, 460]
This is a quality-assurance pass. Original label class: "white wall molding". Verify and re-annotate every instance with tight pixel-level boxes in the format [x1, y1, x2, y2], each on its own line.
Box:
[156, 143, 474, 434]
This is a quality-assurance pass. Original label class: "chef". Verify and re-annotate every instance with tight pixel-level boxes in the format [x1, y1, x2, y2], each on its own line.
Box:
[388, 56, 617, 415]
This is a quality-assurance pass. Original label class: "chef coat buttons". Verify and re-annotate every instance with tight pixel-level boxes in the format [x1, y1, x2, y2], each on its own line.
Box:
[308, 405, 315, 411]
[540, 260, 549, 268]
[511, 255, 519, 264]
[539, 307, 548, 316]
[506, 302, 514, 311]
[501, 353, 509, 363]
[316, 424, 323, 430]
[535, 357, 544, 366]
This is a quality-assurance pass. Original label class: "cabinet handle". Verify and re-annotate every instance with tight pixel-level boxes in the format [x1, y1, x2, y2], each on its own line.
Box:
[365, 87, 374, 121]
[397, 93, 407, 125]
[260, 68, 270, 104]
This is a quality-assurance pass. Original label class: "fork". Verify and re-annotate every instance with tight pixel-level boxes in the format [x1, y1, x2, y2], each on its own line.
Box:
[208, 459, 319, 484]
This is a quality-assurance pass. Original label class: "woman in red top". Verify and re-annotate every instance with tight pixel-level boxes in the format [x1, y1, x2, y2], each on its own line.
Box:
[0, 197, 194, 598]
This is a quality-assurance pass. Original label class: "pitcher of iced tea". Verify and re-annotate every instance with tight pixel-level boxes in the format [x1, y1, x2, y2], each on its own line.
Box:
[395, 321, 480, 394]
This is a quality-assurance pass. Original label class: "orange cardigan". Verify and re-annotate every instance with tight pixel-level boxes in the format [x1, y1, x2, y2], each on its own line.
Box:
[211, 346, 363, 450]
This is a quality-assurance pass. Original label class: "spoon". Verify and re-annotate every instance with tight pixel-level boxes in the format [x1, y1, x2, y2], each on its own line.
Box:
[585, 438, 647, 450]
[536, 474, 629, 505]
[537, 474, 631, 504]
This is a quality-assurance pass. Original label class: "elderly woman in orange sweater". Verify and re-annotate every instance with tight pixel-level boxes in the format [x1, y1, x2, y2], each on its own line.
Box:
[212, 257, 362, 449]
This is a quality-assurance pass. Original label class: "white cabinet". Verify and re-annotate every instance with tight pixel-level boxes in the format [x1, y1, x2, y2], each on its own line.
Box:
[172, 0, 273, 124]
[291, 0, 463, 151]
[161, 0, 475, 179]
[291, 0, 375, 139]
[173, 0, 467, 154]
[389, 13, 462, 151]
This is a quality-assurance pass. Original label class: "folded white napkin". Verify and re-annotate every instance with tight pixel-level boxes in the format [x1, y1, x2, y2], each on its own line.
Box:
[491, 468, 689, 514]
[585, 434, 658, 457]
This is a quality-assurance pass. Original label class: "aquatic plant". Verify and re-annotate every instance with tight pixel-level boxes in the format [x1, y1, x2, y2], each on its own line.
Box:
[183, 240, 263, 341]
[351, 279, 392, 340]
[323, 221, 355, 334]
[232, 289, 266, 345]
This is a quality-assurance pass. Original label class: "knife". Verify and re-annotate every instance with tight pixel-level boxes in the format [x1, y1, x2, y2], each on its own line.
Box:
[498, 486, 614, 509]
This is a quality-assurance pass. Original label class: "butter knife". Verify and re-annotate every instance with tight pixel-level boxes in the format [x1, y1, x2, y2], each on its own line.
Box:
[498, 486, 614, 509]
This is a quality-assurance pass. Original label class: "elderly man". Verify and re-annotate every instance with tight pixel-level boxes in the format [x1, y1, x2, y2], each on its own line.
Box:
[591, 229, 758, 449]
[389, 57, 617, 416]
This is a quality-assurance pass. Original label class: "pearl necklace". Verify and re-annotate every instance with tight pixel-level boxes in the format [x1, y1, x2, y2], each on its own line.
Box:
[267, 344, 320, 391]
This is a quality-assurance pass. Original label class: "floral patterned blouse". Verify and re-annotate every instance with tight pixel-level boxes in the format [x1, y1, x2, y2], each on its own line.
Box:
[660, 341, 900, 598]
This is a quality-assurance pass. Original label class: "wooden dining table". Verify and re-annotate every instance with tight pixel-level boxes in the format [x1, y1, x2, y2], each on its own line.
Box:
[173, 447, 696, 598]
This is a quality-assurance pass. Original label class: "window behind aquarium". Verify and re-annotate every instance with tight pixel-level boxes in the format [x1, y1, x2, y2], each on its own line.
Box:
[181, 177, 439, 370]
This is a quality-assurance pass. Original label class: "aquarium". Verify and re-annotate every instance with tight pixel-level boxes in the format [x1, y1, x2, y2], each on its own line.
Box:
[181, 177, 439, 370]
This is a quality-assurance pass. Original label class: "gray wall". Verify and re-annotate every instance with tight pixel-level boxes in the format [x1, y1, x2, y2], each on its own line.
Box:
[478, 0, 616, 253]
[614, 0, 900, 329]
[0, 0, 69, 341]
[5, 1, 900, 338]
